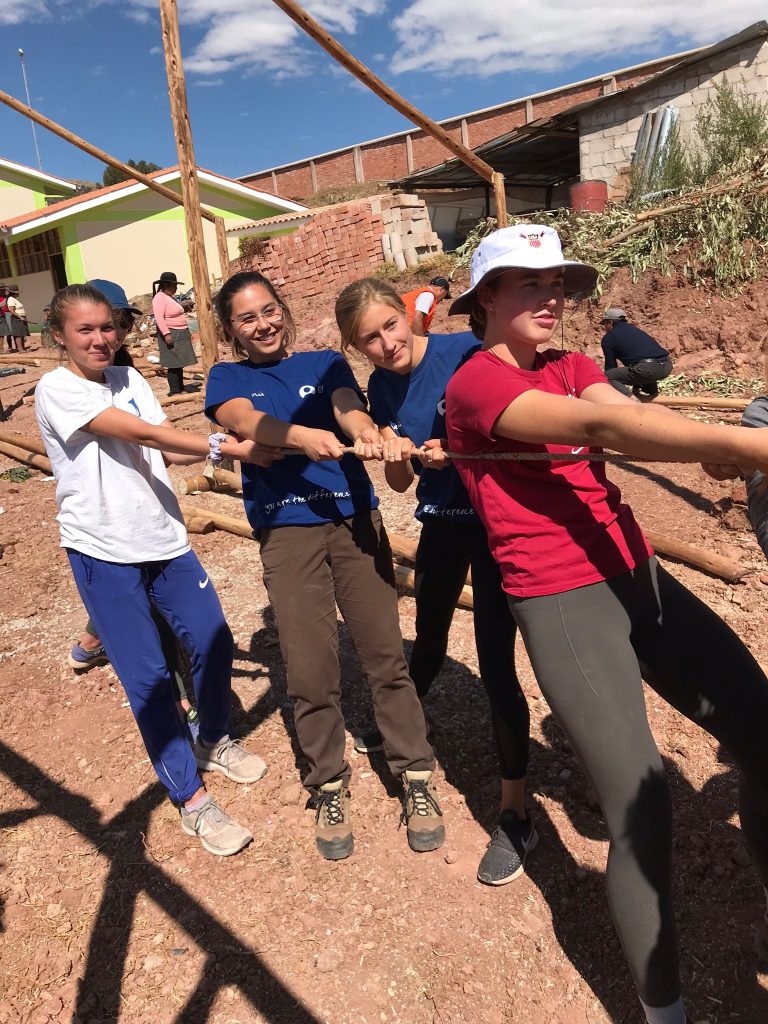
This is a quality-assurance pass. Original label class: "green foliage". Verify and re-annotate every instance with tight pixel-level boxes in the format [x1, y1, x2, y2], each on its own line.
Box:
[695, 78, 768, 181]
[300, 183, 389, 208]
[0, 466, 32, 482]
[657, 373, 763, 397]
[102, 159, 162, 187]
[369, 252, 457, 284]
[237, 235, 270, 263]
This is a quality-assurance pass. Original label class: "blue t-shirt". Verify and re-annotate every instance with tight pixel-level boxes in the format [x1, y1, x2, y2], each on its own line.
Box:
[367, 331, 479, 522]
[205, 350, 377, 530]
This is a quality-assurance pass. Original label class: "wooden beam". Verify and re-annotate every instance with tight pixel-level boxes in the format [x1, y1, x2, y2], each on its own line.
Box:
[653, 395, 751, 411]
[0, 87, 218, 224]
[643, 528, 744, 583]
[178, 502, 255, 539]
[0, 440, 51, 473]
[159, 0, 219, 377]
[268, 0, 507, 223]
[214, 216, 231, 283]
[493, 172, 508, 228]
[177, 467, 242, 495]
[0, 428, 46, 455]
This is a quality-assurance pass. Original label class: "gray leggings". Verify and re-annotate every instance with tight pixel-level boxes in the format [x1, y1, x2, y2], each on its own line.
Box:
[509, 558, 768, 1008]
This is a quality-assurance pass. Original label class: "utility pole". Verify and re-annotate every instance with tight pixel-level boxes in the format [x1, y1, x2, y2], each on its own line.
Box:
[17, 49, 42, 171]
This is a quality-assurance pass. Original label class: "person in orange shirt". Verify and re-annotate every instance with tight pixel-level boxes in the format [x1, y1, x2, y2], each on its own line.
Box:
[401, 277, 451, 336]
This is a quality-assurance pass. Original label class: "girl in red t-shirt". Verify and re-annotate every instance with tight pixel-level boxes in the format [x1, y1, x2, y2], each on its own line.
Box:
[445, 225, 768, 1024]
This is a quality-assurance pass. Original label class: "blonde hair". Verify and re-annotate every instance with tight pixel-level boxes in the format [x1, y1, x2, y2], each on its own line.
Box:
[335, 278, 406, 353]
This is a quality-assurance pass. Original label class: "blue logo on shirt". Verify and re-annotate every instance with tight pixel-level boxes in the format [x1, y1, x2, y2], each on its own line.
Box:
[127, 398, 141, 416]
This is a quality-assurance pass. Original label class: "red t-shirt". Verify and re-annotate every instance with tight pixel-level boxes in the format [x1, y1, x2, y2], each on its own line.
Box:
[445, 348, 653, 598]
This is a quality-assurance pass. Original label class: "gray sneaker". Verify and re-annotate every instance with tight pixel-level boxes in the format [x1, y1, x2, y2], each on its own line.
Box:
[193, 735, 267, 783]
[180, 795, 253, 856]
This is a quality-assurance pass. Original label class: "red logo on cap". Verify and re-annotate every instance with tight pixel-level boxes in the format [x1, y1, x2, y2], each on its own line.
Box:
[526, 232, 543, 248]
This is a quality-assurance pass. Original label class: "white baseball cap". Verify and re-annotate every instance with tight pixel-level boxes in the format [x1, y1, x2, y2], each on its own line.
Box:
[449, 224, 598, 315]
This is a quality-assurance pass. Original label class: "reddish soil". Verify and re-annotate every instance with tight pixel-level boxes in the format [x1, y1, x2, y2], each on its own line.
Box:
[1, 269, 768, 1024]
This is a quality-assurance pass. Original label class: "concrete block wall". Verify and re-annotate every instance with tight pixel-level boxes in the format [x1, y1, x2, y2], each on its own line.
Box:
[234, 193, 442, 304]
[579, 37, 768, 193]
[242, 54, 686, 200]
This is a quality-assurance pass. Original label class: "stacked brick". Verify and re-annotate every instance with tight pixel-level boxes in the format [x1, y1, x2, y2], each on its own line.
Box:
[378, 194, 442, 271]
[234, 193, 442, 305]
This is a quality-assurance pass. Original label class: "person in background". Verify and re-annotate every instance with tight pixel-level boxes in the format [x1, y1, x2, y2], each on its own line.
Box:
[0, 286, 12, 352]
[600, 307, 672, 398]
[401, 277, 451, 336]
[36, 283, 270, 856]
[6, 287, 30, 352]
[152, 271, 197, 396]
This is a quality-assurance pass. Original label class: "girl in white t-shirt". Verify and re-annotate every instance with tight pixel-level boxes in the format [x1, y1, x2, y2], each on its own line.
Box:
[35, 283, 268, 857]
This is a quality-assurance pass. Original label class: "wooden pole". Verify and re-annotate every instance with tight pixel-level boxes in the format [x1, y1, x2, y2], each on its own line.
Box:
[214, 217, 231, 283]
[0, 440, 51, 472]
[159, 0, 219, 377]
[177, 468, 242, 495]
[0, 428, 47, 455]
[492, 172, 508, 228]
[0, 87, 219, 225]
[653, 395, 751, 411]
[642, 528, 744, 583]
[268, 0, 508, 225]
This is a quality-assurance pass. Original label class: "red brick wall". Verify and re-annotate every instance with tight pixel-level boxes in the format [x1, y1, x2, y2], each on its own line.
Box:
[241, 54, 688, 198]
[234, 196, 387, 304]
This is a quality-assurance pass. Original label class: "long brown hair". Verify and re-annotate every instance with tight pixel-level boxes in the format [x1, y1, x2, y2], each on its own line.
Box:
[215, 271, 295, 361]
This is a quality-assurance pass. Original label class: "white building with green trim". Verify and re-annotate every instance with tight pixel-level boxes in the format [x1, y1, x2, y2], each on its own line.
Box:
[0, 157, 76, 223]
[0, 166, 306, 321]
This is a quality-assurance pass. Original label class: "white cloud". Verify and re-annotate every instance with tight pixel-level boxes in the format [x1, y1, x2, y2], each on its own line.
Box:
[390, 2, 768, 76]
[0, 0, 48, 24]
[124, 0, 384, 78]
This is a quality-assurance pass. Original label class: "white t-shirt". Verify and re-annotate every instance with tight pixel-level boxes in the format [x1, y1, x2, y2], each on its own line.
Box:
[35, 365, 190, 563]
[7, 295, 25, 318]
[414, 291, 437, 314]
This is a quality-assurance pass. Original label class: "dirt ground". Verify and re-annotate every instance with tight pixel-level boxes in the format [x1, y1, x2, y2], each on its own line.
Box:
[2, 273, 768, 1024]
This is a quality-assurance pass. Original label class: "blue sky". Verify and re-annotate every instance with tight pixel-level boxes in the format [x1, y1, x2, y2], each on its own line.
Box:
[0, 1, 764, 187]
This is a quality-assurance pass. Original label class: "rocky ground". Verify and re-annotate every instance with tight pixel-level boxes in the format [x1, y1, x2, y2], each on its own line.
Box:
[1, 269, 768, 1024]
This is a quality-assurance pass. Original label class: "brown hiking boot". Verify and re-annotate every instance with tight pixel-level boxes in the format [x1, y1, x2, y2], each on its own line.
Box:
[315, 779, 353, 861]
[401, 770, 445, 853]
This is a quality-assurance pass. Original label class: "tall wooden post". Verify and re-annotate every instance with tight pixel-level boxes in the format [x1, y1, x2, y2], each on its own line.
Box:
[159, 0, 219, 375]
[214, 217, 231, 284]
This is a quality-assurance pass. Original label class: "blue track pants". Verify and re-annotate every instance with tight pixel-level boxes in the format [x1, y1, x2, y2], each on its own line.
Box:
[67, 548, 234, 803]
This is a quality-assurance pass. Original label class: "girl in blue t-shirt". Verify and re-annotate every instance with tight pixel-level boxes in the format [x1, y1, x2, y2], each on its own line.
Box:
[206, 271, 444, 863]
[335, 277, 533, 886]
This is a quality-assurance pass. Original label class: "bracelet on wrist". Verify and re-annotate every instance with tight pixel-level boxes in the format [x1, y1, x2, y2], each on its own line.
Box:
[208, 432, 228, 465]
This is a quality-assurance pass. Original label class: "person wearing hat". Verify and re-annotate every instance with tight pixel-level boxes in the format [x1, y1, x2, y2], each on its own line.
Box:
[600, 307, 672, 398]
[5, 286, 30, 352]
[444, 223, 768, 1024]
[400, 276, 452, 336]
[152, 271, 196, 396]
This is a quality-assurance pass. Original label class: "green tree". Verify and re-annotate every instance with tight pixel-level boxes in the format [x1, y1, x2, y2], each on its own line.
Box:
[102, 159, 162, 187]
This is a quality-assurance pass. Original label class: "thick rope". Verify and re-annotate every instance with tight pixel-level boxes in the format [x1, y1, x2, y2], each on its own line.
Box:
[278, 446, 676, 466]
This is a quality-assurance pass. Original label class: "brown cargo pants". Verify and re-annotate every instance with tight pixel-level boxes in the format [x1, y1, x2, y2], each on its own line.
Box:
[259, 509, 435, 789]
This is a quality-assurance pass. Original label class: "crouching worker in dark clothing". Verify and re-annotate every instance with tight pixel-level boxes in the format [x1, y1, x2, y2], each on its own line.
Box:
[600, 307, 672, 398]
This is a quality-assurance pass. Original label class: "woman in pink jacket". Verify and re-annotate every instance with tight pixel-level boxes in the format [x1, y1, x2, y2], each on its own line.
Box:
[151, 271, 197, 395]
